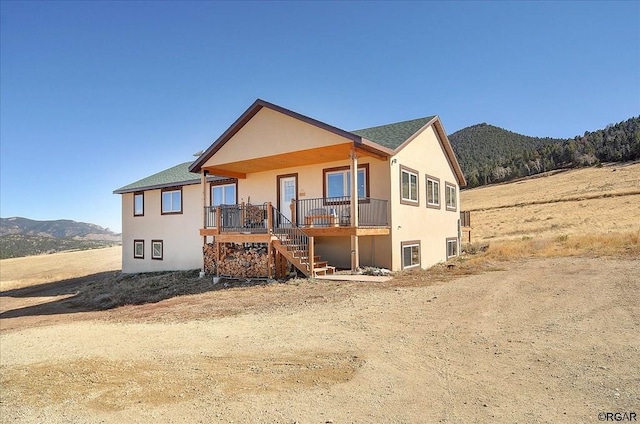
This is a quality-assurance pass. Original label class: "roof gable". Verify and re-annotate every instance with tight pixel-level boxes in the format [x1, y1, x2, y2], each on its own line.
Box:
[189, 99, 363, 173]
[130, 99, 465, 188]
[351, 116, 435, 149]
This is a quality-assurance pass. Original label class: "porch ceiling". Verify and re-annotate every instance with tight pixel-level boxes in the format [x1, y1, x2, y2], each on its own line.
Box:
[202, 143, 387, 178]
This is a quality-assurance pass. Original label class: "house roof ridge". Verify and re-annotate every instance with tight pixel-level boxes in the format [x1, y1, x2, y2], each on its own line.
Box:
[350, 115, 436, 134]
[350, 115, 437, 150]
[114, 161, 228, 194]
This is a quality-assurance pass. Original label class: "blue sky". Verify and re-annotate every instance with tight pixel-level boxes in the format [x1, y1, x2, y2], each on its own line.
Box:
[1, 1, 638, 233]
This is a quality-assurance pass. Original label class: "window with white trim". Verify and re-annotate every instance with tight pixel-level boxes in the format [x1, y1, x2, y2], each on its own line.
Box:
[134, 240, 144, 259]
[426, 176, 440, 208]
[446, 238, 458, 258]
[134, 192, 144, 216]
[161, 188, 182, 214]
[211, 182, 237, 206]
[324, 165, 368, 199]
[151, 240, 163, 260]
[400, 166, 419, 205]
[401, 241, 421, 269]
[445, 182, 457, 211]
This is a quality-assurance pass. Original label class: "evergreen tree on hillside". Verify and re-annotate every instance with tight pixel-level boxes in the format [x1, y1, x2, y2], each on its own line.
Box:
[449, 116, 639, 188]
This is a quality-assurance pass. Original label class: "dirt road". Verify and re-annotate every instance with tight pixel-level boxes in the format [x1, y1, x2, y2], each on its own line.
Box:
[1, 257, 638, 423]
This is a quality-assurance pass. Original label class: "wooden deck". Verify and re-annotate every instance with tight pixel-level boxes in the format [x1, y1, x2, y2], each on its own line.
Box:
[200, 225, 390, 238]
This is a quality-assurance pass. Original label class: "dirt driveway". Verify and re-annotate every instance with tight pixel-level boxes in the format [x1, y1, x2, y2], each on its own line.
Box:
[1, 257, 638, 423]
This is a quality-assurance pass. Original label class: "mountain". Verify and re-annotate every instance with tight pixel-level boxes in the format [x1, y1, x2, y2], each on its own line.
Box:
[0, 217, 121, 259]
[449, 116, 640, 188]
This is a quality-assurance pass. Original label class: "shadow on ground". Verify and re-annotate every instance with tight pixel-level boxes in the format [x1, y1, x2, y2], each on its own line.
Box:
[0, 270, 277, 320]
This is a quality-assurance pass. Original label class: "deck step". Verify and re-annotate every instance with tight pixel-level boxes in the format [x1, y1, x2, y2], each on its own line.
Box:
[313, 267, 329, 276]
[312, 266, 336, 276]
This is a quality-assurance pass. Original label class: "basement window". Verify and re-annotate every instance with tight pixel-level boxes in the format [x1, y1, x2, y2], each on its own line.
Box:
[446, 238, 458, 259]
[134, 240, 144, 259]
[401, 240, 421, 269]
[151, 240, 163, 260]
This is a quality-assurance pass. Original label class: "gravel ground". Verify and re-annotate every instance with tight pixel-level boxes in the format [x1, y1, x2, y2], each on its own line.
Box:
[1, 257, 639, 423]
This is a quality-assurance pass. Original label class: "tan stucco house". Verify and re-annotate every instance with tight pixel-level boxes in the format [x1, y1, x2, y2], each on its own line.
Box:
[114, 99, 467, 276]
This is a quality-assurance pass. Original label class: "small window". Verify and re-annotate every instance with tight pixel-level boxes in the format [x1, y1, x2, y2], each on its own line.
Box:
[151, 240, 163, 260]
[400, 165, 419, 205]
[162, 187, 182, 214]
[445, 182, 457, 211]
[446, 238, 458, 259]
[134, 192, 144, 216]
[401, 240, 421, 269]
[134, 240, 144, 259]
[323, 164, 369, 200]
[211, 182, 237, 206]
[426, 176, 440, 209]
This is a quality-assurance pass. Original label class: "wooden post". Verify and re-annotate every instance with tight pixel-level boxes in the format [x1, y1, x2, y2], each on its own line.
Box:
[309, 236, 315, 277]
[267, 240, 273, 278]
[200, 171, 207, 273]
[290, 199, 296, 226]
[350, 146, 359, 272]
[267, 202, 273, 232]
[216, 206, 222, 229]
[241, 201, 245, 227]
[215, 241, 220, 277]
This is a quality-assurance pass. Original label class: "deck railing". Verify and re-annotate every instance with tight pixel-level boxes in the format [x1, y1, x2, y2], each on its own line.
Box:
[204, 202, 270, 233]
[204, 197, 389, 231]
[293, 197, 388, 227]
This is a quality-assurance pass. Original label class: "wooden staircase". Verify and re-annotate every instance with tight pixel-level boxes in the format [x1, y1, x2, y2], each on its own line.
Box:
[270, 208, 335, 278]
[272, 237, 335, 277]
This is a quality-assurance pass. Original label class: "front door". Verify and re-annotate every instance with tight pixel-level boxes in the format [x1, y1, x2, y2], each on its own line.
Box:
[278, 174, 297, 225]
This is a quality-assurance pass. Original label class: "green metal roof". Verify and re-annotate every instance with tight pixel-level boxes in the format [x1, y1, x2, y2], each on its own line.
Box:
[351, 116, 435, 149]
[113, 162, 201, 194]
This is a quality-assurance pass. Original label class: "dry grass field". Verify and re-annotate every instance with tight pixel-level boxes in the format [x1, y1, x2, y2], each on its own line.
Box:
[1, 164, 639, 423]
[461, 162, 640, 242]
[0, 246, 121, 291]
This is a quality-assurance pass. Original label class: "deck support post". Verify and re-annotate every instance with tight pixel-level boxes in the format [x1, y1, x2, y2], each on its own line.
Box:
[267, 239, 273, 279]
[201, 171, 208, 273]
[309, 236, 315, 278]
[350, 146, 359, 272]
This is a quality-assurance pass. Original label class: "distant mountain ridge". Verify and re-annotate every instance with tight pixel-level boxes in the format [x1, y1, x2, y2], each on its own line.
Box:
[0, 218, 121, 259]
[449, 116, 640, 188]
[0, 217, 120, 240]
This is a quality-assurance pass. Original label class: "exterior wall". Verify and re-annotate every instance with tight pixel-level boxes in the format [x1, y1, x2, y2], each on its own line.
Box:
[121, 184, 203, 273]
[389, 124, 461, 270]
[203, 107, 352, 168]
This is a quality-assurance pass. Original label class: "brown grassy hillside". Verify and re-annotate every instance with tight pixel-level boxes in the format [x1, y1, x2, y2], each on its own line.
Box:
[460, 162, 640, 242]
